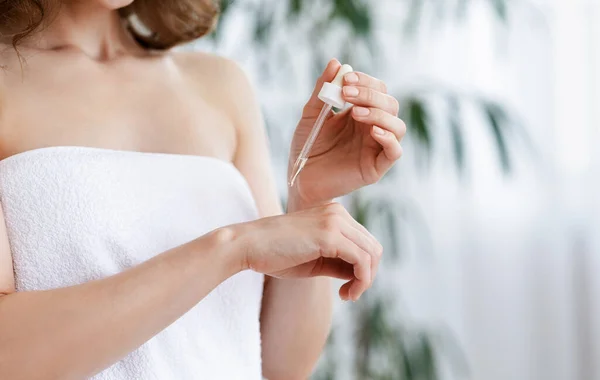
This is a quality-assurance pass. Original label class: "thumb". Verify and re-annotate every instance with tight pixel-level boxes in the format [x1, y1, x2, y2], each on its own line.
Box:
[304, 58, 342, 113]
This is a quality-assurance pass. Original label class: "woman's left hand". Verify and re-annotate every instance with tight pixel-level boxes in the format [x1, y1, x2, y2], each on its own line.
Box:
[289, 59, 406, 208]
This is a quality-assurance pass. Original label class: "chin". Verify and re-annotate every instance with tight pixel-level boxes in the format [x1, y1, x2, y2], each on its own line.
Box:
[99, 0, 135, 9]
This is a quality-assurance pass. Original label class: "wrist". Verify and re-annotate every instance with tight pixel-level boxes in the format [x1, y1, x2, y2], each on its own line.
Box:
[287, 185, 331, 212]
[286, 193, 307, 213]
[201, 226, 248, 276]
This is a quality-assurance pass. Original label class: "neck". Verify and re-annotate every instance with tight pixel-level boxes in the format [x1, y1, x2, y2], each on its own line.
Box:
[26, 3, 142, 60]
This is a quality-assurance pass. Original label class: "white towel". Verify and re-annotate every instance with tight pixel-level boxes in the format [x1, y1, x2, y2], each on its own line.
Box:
[0, 146, 264, 380]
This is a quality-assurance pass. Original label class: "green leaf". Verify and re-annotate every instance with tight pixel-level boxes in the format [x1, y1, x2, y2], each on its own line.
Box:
[370, 199, 402, 262]
[218, 0, 235, 15]
[490, 0, 508, 21]
[403, 0, 425, 36]
[483, 101, 511, 173]
[210, 0, 236, 41]
[402, 97, 432, 154]
[289, 0, 303, 17]
[400, 344, 414, 380]
[330, 0, 372, 38]
[413, 333, 437, 380]
[384, 207, 401, 262]
[351, 194, 370, 227]
[355, 297, 395, 378]
[254, 9, 274, 44]
[448, 96, 465, 173]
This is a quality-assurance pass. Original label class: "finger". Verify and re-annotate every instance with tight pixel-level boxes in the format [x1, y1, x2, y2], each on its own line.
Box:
[344, 71, 388, 94]
[349, 220, 383, 286]
[339, 221, 377, 257]
[339, 279, 355, 301]
[325, 202, 381, 262]
[279, 258, 354, 280]
[352, 107, 407, 140]
[372, 126, 404, 174]
[304, 58, 343, 114]
[326, 236, 371, 301]
[354, 222, 383, 286]
[343, 86, 399, 116]
[339, 217, 382, 287]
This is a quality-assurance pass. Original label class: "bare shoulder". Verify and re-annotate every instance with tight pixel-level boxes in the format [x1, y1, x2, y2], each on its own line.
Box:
[170, 50, 263, 153]
[171, 51, 256, 113]
[173, 51, 248, 82]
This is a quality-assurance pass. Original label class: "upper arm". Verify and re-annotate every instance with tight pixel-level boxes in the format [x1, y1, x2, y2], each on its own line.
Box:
[216, 59, 283, 218]
[0, 67, 14, 296]
[180, 52, 282, 217]
[0, 202, 15, 296]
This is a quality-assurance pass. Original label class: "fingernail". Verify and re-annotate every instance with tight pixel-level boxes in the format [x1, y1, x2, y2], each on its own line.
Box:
[345, 73, 359, 84]
[354, 106, 370, 116]
[373, 126, 386, 136]
[343, 86, 359, 97]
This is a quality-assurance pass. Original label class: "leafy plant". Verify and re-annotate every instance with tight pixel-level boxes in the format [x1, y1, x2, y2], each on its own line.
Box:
[310, 193, 470, 380]
[214, 0, 516, 174]
[211, 1, 515, 379]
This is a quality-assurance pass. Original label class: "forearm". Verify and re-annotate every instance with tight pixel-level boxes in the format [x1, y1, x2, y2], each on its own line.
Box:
[260, 194, 334, 380]
[260, 277, 333, 380]
[0, 229, 240, 380]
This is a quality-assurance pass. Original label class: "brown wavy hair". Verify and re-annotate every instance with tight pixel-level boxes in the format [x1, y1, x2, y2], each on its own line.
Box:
[0, 0, 220, 50]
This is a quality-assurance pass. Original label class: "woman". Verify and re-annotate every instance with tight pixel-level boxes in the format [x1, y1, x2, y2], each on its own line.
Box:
[0, 1, 405, 379]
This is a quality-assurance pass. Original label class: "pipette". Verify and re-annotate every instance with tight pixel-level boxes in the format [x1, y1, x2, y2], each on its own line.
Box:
[289, 64, 354, 187]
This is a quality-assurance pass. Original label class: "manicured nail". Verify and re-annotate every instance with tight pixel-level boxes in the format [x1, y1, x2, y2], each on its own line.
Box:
[354, 106, 370, 116]
[373, 126, 386, 136]
[343, 86, 359, 97]
[345, 72, 359, 84]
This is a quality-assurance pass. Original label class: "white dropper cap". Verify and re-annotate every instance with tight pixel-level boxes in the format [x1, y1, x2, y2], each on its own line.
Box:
[318, 64, 354, 109]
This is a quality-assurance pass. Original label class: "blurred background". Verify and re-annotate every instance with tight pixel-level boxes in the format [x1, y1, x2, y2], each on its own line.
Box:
[191, 0, 600, 379]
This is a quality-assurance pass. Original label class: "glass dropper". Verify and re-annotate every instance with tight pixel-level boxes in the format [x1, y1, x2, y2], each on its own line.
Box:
[288, 64, 354, 187]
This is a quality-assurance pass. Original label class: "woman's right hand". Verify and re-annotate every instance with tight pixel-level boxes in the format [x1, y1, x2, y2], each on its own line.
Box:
[226, 202, 382, 301]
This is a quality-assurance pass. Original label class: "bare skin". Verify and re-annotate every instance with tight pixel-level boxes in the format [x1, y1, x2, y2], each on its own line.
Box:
[0, 1, 405, 379]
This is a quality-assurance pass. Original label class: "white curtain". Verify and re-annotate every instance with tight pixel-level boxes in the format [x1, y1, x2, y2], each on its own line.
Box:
[396, 1, 600, 379]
